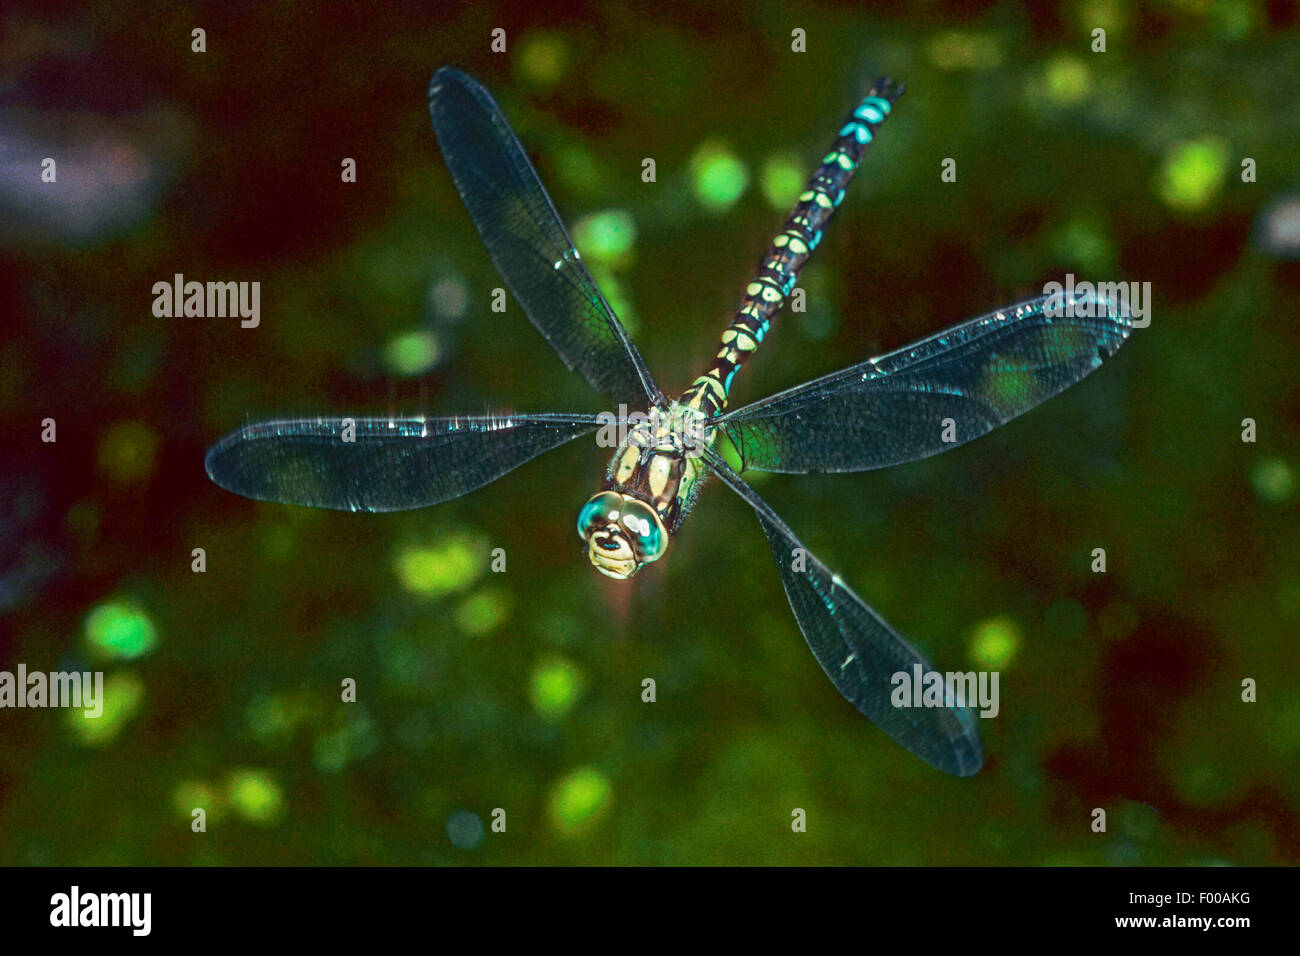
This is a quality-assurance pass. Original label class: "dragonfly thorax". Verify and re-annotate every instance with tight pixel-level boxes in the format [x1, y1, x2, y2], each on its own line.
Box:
[577, 405, 713, 578]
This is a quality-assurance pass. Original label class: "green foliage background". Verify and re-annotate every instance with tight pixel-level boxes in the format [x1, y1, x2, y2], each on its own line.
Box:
[2, 0, 1297, 864]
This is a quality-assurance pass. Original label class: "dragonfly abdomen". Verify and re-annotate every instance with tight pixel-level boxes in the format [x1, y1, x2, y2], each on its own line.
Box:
[680, 77, 903, 419]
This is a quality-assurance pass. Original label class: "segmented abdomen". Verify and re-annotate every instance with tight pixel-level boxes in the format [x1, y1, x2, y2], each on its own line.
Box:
[680, 77, 904, 419]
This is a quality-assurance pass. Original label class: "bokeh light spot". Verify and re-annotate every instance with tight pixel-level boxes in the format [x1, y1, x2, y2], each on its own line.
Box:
[925, 30, 1005, 71]
[530, 656, 585, 720]
[394, 535, 485, 597]
[761, 155, 803, 210]
[1043, 54, 1092, 106]
[691, 143, 748, 213]
[384, 330, 442, 377]
[1077, 0, 1127, 32]
[246, 693, 298, 748]
[1250, 456, 1294, 504]
[555, 143, 601, 194]
[446, 809, 486, 849]
[518, 33, 569, 88]
[548, 767, 612, 835]
[970, 615, 1021, 668]
[456, 588, 511, 635]
[227, 769, 285, 825]
[84, 600, 158, 660]
[573, 209, 637, 263]
[68, 671, 144, 746]
[1157, 137, 1230, 212]
[428, 275, 469, 320]
[1051, 216, 1115, 272]
[1253, 195, 1300, 260]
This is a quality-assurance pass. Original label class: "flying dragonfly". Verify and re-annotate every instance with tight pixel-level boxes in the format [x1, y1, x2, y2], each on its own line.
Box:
[206, 67, 1132, 776]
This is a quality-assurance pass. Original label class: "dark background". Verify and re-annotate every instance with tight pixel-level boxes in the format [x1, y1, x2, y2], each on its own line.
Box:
[1, 0, 1297, 864]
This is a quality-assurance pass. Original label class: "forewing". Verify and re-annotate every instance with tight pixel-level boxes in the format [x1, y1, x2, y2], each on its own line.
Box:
[205, 413, 598, 512]
[428, 68, 663, 408]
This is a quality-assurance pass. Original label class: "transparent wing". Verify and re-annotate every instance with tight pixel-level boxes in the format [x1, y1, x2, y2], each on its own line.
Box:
[718, 290, 1132, 473]
[206, 413, 599, 512]
[428, 67, 664, 408]
[701, 447, 984, 776]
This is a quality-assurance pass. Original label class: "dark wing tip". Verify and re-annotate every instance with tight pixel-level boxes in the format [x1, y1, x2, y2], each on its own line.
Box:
[428, 65, 472, 104]
[1071, 286, 1139, 352]
[203, 443, 220, 483]
[204, 426, 248, 491]
[948, 731, 985, 777]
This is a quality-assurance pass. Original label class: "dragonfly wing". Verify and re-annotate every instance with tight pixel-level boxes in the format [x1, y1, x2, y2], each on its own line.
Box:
[428, 68, 663, 408]
[206, 413, 599, 512]
[718, 290, 1132, 473]
[701, 448, 984, 776]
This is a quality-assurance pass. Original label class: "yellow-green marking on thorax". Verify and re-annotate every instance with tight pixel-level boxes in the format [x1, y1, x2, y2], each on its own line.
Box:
[577, 404, 714, 579]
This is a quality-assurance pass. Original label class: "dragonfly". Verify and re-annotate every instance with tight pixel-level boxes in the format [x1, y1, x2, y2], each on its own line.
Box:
[206, 67, 1133, 777]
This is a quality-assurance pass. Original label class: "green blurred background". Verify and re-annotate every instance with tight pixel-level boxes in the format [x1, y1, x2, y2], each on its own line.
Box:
[2, 0, 1297, 865]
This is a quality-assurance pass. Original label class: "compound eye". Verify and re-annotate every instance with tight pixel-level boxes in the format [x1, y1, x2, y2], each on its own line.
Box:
[577, 492, 624, 539]
[619, 499, 666, 561]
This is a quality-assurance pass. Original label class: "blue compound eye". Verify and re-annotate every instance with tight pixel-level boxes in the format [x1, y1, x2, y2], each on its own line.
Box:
[619, 499, 665, 561]
[577, 492, 623, 539]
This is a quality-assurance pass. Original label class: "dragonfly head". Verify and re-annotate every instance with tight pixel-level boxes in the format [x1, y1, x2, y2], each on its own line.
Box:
[577, 490, 669, 579]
